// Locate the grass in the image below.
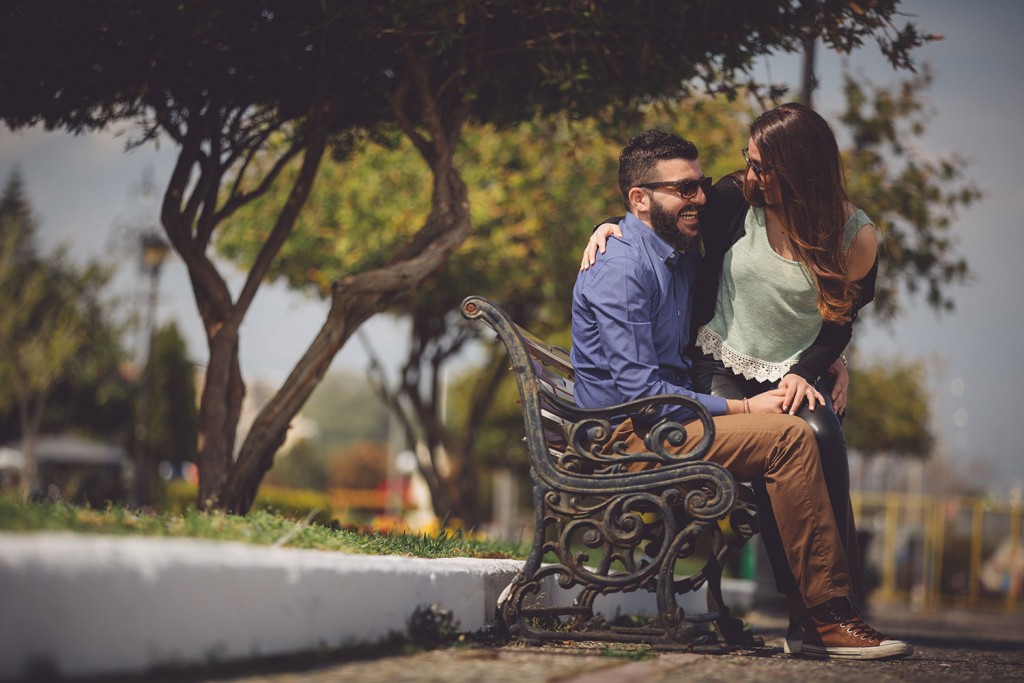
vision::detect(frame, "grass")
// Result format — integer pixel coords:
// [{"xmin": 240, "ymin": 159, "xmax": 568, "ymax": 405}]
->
[{"xmin": 0, "ymin": 495, "xmax": 528, "ymax": 560}]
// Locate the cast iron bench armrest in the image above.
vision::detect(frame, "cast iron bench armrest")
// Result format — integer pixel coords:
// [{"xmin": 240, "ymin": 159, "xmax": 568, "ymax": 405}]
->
[{"xmin": 532, "ymin": 392, "xmax": 735, "ymax": 522}]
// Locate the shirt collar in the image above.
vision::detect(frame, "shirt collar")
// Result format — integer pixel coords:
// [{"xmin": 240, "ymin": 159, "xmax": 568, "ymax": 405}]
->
[{"xmin": 624, "ymin": 212, "xmax": 684, "ymax": 270}]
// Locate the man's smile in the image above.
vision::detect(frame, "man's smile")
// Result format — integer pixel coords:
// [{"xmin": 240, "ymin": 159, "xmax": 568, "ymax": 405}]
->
[{"xmin": 679, "ymin": 206, "xmax": 699, "ymax": 222}]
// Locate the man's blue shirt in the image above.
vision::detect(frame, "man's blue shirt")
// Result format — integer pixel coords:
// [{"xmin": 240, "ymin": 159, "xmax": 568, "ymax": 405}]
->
[{"xmin": 570, "ymin": 213, "xmax": 728, "ymax": 423}]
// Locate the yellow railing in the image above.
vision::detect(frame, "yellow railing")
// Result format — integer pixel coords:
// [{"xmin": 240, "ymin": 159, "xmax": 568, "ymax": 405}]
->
[{"xmin": 852, "ymin": 491, "xmax": 1023, "ymax": 611}]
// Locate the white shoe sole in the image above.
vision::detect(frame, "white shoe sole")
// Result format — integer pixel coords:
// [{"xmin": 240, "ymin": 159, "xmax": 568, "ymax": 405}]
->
[
  {"xmin": 799, "ymin": 641, "xmax": 913, "ymax": 660},
  {"xmin": 783, "ymin": 639, "xmax": 802, "ymax": 655}
]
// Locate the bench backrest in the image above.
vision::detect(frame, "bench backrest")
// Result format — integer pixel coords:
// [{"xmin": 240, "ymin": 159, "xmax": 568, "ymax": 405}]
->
[
  {"xmin": 512, "ymin": 324, "xmax": 579, "ymax": 451},
  {"xmin": 461, "ymin": 295, "xmax": 734, "ymax": 514},
  {"xmin": 460, "ymin": 296, "xmax": 588, "ymax": 484}
]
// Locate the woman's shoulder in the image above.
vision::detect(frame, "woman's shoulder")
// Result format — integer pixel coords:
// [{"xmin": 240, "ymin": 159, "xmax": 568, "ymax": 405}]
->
[
  {"xmin": 842, "ymin": 203, "xmax": 878, "ymax": 241},
  {"xmin": 843, "ymin": 204, "xmax": 879, "ymax": 279},
  {"xmin": 842, "ymin": 201, "xmax": 874, "ymax": 227}
]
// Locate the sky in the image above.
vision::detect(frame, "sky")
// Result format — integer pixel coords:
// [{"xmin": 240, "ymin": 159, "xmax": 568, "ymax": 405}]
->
[{"xmin": 1, "ymin": 0, "xmax": 1021, "ymax": 497}]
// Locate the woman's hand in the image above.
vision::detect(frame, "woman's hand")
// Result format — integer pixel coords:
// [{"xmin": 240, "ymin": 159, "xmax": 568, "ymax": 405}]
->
[
  {"xmin": 580, "ymin": 223, "xmax": 622, "ymax": 270},
  {"xmin": 828, "ymin": 358, "xmax": 849, "ymax": 416},
  {"xmin": 778, "ymin": 373, "xmax": 825, "ymax": 414}
]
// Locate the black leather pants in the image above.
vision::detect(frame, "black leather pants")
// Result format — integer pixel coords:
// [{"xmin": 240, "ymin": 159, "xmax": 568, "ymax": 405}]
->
[{"xmin": 690, "ymin": 350, "xmax": 865, "ymax": 595}]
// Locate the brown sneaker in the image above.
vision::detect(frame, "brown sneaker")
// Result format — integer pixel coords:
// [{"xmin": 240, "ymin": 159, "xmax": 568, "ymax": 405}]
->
[{"xmin": 800, "ymin": 598, "xmax": 913, "ymax": 660}]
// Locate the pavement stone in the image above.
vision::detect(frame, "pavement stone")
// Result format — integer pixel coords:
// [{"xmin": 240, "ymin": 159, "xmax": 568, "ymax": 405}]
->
[{"xmin": 116, "ymin": 603, "xmax": 1024, "ymax": 683}]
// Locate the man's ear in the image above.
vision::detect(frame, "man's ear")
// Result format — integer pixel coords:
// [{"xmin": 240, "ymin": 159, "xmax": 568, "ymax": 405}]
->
[{"xmin": 628, "ymin": 187, "xmax": 649, "ymax": 214}]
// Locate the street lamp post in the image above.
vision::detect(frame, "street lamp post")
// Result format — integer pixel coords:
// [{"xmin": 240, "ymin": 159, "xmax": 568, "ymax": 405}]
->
[{"xmin": 132, "ymin": 232, "xmax": 170, "ymax": 508}]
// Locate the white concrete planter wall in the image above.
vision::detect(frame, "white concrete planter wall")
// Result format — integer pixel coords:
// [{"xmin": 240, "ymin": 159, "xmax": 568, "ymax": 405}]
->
[
  {"xmin": 0, "ymin": 533, "xmax": 754, "ymax": 681},
  {"xmin": 0, "ymin": 534, "xmax": 521, "ymax": 680}
]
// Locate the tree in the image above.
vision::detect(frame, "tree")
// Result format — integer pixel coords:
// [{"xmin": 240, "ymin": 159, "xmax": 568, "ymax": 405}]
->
[
  {"xmin": 221, "ymin": 97, "xmax": 755, "ymax": 525},
  {"xmin": 264, "ymin": 439, "xmax": 327, "ymax": 492},
  {"xmin": 0, "ymin": 172, "xmax": 117, "ymax": 499},
  {"xmin": 845, "ymin": 356, "xmax": 934, "ymax": 464},
  {"xmin": 0, "ymin": 272, "xmax": 135, "ymax": 448},
  {"xmin": 223, "ymin": 68, "xmax": 978, "ymax": 523},
  {"xmin": 224, "ymin": 66, "xmax": 974, "ymax": 523},
  {"xmin": 839, "ymin": 67, "xmax": 981, "ymax": 320},
  {"xmin": 144, "ymin": 323, "xmax": 199, "ymax": 472},
  {"xmin": 0, "ymin": 0, "xmax": 933, "ymax": 513}
]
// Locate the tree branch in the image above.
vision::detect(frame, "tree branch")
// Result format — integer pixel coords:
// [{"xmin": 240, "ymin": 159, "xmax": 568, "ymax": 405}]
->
[
  {"xmin": 231, "ymin": 78, "xmax": 331, "ymax": 324},
  {"xmin": 214, "ymin": 136, "xmax": 303, "ymax": 225}
]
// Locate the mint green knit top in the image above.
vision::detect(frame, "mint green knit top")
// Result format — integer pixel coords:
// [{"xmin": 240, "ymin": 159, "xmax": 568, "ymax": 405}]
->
[{"xmin": 695, "ymin": 206, "xmax": 873, "ymax": 383}]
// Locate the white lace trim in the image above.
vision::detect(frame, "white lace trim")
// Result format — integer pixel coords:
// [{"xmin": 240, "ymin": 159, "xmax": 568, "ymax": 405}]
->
[{"xmin": 695, "ymin": 325, "xmax": 796, "ymax": 384}]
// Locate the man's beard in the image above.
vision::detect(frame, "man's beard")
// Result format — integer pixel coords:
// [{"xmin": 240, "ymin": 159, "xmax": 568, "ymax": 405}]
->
[{"xmin": 649, "ymin": 200, "xmax": 699, "ymax": 253}]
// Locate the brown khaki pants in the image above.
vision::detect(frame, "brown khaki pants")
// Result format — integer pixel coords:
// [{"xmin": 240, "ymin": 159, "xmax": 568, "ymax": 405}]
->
[{"xmin": 614, "ymin": 413, "xmax": 852, "ymax": 607}]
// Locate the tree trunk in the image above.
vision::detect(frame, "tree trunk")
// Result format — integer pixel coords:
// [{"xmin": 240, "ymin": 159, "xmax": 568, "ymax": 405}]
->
[
  {"xmin": 196, "ymin": 326, "xmax": 245, "ymax": 509},
  {"xmin": 163, "ymin": 81, "xmax": 331, "ymax": 512},
  {"xmin": 437, "ymin": 446, "xmax": 482, "ymax": 529},
  {"xmin": 17, "ymin": 392, "xmax": 45, "ymax": 501},
  {"xmin": 199, "ymin": 45, "xmax": 474, "ymax": 515},
  {"xmin": 799, "ymin": 0, "xmax": 818, "ymax": 108},
  {"xmin": 18, "ymin": 431, "xmax": 37, "ymax": 501},
  {"xmin": 800, "ymin": 33, "xmax": 817, "ymax": 108},
  {"xmin": 221, "ymin": 140, "xmax": 473, "ymax": 514}
]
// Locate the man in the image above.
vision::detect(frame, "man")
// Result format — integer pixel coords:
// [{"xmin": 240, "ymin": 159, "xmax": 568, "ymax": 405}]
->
[{"xmin": 570, "ymin": 129, "xmax": 911, "ymax": 660}]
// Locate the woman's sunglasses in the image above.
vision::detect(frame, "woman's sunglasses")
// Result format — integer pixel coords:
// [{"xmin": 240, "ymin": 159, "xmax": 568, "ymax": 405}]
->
[{"xmin": 742, "ymin": 148, "xmax": 768, "ymax": 179}]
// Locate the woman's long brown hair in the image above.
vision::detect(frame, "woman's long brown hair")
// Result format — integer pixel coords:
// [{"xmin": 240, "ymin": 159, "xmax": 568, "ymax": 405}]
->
[{"xmin": 743, "ymin": 103, "xmax": 858, "ymax": 324}]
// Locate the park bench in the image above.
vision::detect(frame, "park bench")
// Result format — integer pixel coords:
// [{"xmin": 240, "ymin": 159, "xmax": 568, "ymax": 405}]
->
[{"xmin": 461, "ymin": 295, "xmax": 761, "ymax": 651}]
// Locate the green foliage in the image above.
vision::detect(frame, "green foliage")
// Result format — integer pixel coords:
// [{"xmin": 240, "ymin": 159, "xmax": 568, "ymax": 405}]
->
[
  {"xmin": 0, "ymin": 174, "xmax": 94, "ymax": 411},
  {"xmin": 846, "ymin": 356, "xmax": 934, "ymax": 459},
  {"xmin": 839, "ymin": 68, "xmax": 981, "ymax": 320},
  {"xmin": 0, "ymin": 1, "xmax": 931, "ymax": 135},
  {"xmin": 0, "ymin": 0, "xmax": 934, "ymax": 513},
  {"xmin": 216, "ymin": 139, "xmax": 431, "ymax": 293},
  {"xmin": 35, "ymin": 320, "xmax": 133, "ymax": 441},
  {"xmin": 0, "ymin": 171, "xmax": 128, "ymax": 497},
  {"xmin": 263, "ymin": 440, "xmax": 328, "ymax": 492},
  {"xmin": 218, "ymin": 97, "xmax": 752, "ymax": 321},
  {"xmin": 217, "ymin": 98, "xmax": 754, "ymax": 485},
  {"xmin": 0, "ymin": 493, "xmax": 527, "ymax": 559},
  {"xmin": 144, "ymin": 323, "xmax": 198, "ymax": 466}
]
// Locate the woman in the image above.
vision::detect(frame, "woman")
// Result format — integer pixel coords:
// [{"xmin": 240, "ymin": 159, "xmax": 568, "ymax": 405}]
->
[{"xmin": 581, "ymin": 103, "xmax": 878, "ymax": 644}]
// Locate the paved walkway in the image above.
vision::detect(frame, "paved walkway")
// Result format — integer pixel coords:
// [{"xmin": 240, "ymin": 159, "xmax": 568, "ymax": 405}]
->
[{"xmin": 116, "ymin": 603, "xmax": 1024, "ymax": 683}]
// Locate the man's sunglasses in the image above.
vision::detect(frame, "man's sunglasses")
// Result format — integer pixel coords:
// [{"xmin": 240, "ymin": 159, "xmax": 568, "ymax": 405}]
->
[
  {"xmin": 742, "ymin": 148, "xmax": 768, "ymax": 179},
  {"xmin": 636, "ymin": 176, "xmax": 712, "ymax": 199}
]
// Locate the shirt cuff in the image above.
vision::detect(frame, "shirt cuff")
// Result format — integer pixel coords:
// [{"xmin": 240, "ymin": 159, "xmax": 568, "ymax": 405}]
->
[{"xmin": 703, "ymin": 394, "xmax": 729, "ymax": 417}]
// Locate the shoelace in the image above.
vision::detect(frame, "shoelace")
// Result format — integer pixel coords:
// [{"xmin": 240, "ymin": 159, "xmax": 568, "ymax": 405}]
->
[
  {"xmin": 836, "ymin": 613, "xmax": 884, "ymax": 640},
  {"xmin": 821, "ymin": 601, "xmax": 886, "ymax": 641}
]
